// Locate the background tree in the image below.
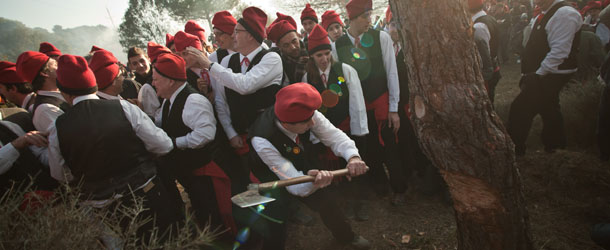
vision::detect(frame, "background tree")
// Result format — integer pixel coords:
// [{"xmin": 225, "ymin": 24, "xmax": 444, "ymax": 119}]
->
[
  {"xmin": 157, "ymin": 0, "xmax": 240, "ymax": 32},
  {"xmin": 389, "ymin": 0, "xmax": 533, "ymax": 249},
  {"xmin": 119, "ymin": 0, "xmax": 182, "ymax": 53}
]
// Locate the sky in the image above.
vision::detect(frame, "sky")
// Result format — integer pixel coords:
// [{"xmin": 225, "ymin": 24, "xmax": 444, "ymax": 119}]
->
[{"xmin": 0, "ymin": 0, "xmax": 286, "ymax": 31}]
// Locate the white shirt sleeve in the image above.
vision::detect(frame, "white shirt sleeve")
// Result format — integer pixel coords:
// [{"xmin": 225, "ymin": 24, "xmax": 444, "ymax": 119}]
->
[
  {"xmin": 251, "ymin": 136, "xmax": 318, "ymax": 197},
  {"xmin": 473, "ymin": 22, "xmax": 492, "ymax": 52},
  {"xmin": 119, "ymin": 100, "xmax": 173, "ymax": 155},
  {"xmin": 596, "ymin": 23, "xmax": 610, "ymax": 47},
  {"xmin": 343, "ymin": 64, "xmax": 369, "ymax": 136},
  {"xmin": 379, "ymin": 31, "xmax": 400, "ymax": 112},
  {"xmin": 0, "ymin": 143, "xmax": 20, "ymax": 174},
  {"xmin": 47, "ymin": 122, "xmax": 72, "ymax": 182},
  {"xmin": 175, "ymin": 94, "xmax": 217, "ymax": 149},
  {"xmin": 209, "ymin": 52, "xmax": 283, "ymax": 95},
  {"xmin": 137, "ymin": 84, "xmax": 161, "ymax": 118},
  {"xmin": 537, "ymin": 6, "xmax": 583, "ymax": 75},
  {"xmin": 213, "ymin": 80, "xmax": 238, "ymax": 139},
  {"xmin": 209, "ymin": 51, "xmax": 219, "ymax": 63},
  {"xmin": 33, "ymin": 104, "xmax": 65, "ymax": 133},
  {"xmin": 310, "ymin": 111, "xmax": 360, "ymax": 160}
]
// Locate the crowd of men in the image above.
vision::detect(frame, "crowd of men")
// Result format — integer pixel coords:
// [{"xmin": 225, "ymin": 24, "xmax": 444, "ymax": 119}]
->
[{"xmin": 1, "ymin": 0, "xmax": 610, "ymax": 248}]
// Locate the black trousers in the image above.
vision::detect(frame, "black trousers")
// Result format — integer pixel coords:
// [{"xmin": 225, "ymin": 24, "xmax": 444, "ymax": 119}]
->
[
  {"xmin": 507, "ymin": 73, "xmax": 572, "ymax": 154},
  {"xmin": 598, "ymin": 83, "xmax": 610, "ymax": 161},
  {"xmin": 262, "ymin": 188, "xmax": 355, "ymax": 249},
  {"xmin": 365, "ymin": 110, "xmax": 405, "ymax": 194}
]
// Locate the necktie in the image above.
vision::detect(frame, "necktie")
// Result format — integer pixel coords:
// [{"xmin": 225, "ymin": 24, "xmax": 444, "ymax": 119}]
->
[
  {"xmin": 354, "ymin": 36, "xmax": 362, "ymax": 48},
  {"xmin": 200, "ymin": 68, "xmax": 210, "ymax": 85},
  {"xmin": 241, "ymin": 57, "xmax": 250, "ymax": 67},
  {"xmin": 394, "ymin": 43, "xmax": 400, "ymax": 57},
  {"xmin": 321, "ymin": 73, "xmax": 327, "ymax": 86},
  {"xmin": 535, "ymin": 14, "xmax": 545, "ymax": 26}
]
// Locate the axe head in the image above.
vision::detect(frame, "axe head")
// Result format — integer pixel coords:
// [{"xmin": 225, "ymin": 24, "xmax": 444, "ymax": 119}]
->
[{"xmin": 231, "ymin": 183, "xmax": 276, "ymax": 208}]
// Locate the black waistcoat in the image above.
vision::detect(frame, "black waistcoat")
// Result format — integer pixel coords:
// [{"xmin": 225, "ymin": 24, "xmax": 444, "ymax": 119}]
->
[
  {"xmin": 474, "ymin": 14, "xmax": 500, "ymax": 65},
  {"xmin": 134, "ymin": 67, "xmax": 153, "ymax": 85},
  {"xmin": 248, "ymin": 108, "xmax": 320, "ymax": 183},
  {"xmin": 226, "ymin": 49, "xmax": 281, "ymax": 134},
  {"xmin": 186, "ymin": 68, "xmax": 202, "ymax": 93},
  {"xmin": 396, "ymin": 48, "xmax": 410, "ymax": 105},
  {"xmin": 161, "ymin": 84, "xmax": 215, "ymax": 173},
  {"xmin": 307, "ymin": 63, "xmax": 350, "ymax": 128},
  {"xmin": 216, "ymin": 48, "xmax": 230, "ymax": 64},
  {"xmin": 522, "ymin": 2, "xmax": 580, "ymax": 74},
  {"xmin": 32, "ymin": 94, "xmax": 69, "ymax": 115},
  {"xmin": 336, "ymin": 29, "xmax": 388, "ymax": 102},
  {"xmin": 56, "ymin": 99, "xmax": 156, "ymax": 199}
]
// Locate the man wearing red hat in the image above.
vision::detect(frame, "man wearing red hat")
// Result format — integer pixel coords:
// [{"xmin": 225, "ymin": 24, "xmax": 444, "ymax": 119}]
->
[
  {"xmin": 301, "ymin": 3, "xmax": 319, "ymax": 48},
  {"xmin": 248, "ymin": 82, "xmax": 370, "ymax": 249},
  {"xmin": 173, "ymin": 31, "xmax": 214, "ymax": 99},
  {"xmin": 16, "ymin": 51, "xmax": 68, "ymax": 133},
  {"xmin": 47, "ymin": 54, "xmax": 181, "ymax": 239},
  {"xmin": 321, "ymin": 10, "xmax": 345, "ymax": 42},
  {"xmin": 508, "ymin": 0, "xmax": 582, "ymax": 156},
  {"xmin": 152, "ymin": 52, "xmax": 258, "ymax": 243},
  {"xmin": 138, "ymin": 42, "xmax": 171, "ymax": 118},
  {"xmin": 470, "ymin": 0, "xmax": 502, "ymax": 103},
  {"xmin": 0, "ymin": 61, "xmax": 36, "ymax": 112},
  {"xmin": 268, "ymin": 18, "xmax": 309, "ymax": 86},
  {"xmin": 89, "ymin": 50, "xmax": 126, "ymax": 101},
  {"xmin": 185, "ymin": 20, "xmax": 209, "ymax": 50},
  {"xmin": 188, "ymin": 6, "xmax": 282, "ymax": 156},
  {"xmin": 333, "ymin": 0, "xmax": 402, "ymax": 197},
  {"xmin": 38, "ymin": 42, "xmax": 62, "ymax": 60},
  {"xmin": 210, "ymin": 11, "xmax": 238, "ymax": 64}
]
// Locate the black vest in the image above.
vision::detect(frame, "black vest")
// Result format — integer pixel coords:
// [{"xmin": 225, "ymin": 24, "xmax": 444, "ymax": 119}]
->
[
  {"xmin": 0, "ymin": 112, "xmax": 56, "ymax": 191},
  {"xmin": 216, "ymin": 49, "xmax": 230, "ymax": 64},
  {"xmin": 134, "ymin": 67, "xmax": 153, "ymax": 85},
  {"xmin": 226, "ymin": 49, "xmax": 281, "ymax": 134},
  {"xmin": 522, "ymin": 2, "xmax": 580, "ymax": 74},
  {"xmin": 161, "ymin": 85, "xmax": 215, "ymax": 173},
  {"xmin": 248, "ymin": 108, "xmax": 320, "ymax": 184},
  {"xmin": 307, "ymin": 63, "xmax": 350, "ymax": 128},
  {"xmin": 474, "ymin": 14, "xmax": 500, "ymax": 65},
  {"xmin": 336, "ymin": 29, "xmax": 388, "ymax": 102},
  {"xmin": 56, "ymin": 99, "xmax": 156, "ymax": 200},
  {"xmin": 32, "ymin": 94, "xmax": 69, "ymax": 116},
  {"xmin": 396, "ymin": 48, "xmax": 410, "ymax": 105},
  {"xmin": 186, "ymin": 68, "xmax": 201, "ymax": 93}
]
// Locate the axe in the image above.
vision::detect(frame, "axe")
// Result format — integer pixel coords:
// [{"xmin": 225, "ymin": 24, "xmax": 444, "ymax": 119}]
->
[{"xmin": 231, "ymin": 168, "xmax": 352, "ymax": 208}]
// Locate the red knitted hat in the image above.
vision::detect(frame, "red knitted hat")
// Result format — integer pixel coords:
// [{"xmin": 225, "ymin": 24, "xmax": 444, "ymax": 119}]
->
[
  {"xmin": 153, "ymin": 53, "xmax": 187, "ymax": 82},
  {"xmin": 273, "ymin": 12, "xmax": 298, "ymax": 29},
  {"xmin": 213, "ymin": 11, "xmax": 238, "ymax": 35},
  {"xmin": 88, "ymin": 49, "xmax": 119, "ymax": 90},
  {"xmin": 308, "ymin": 24, "xmax": 331, "ymax": 54},
  {"xmin": 0, "ymin": 61, "xmax": 27, "ymax": 84},
  {"xmin": 275, "ymin": 82, "xmax": 322, "ymax": 123},
  {"xmin": 56, "ymin": 54, "xmax": 97, "ymax": 95},
  {"xmin": 321, "ymin": 10, "xmax": 344, "ymax": 30},
  {"xmin": 90, "ymin": 45, "xmax": 103, "ymax": 53},
  {"xmin": 346, "ymin": 0, "xmax": 373, "ymax": 20},
  {"xmin": 39, "ymin": 42, "xmax": 62, "ymax": 57},
  {"xmin": 267, "ymin": 20, "xmax": 297, "ymax": 44},
  {"xmin": 185, "ymin": 20, "xmax": 207, "ymax": 43},
  {"xmin": 174, "ymin": 31, "xmax": 203, "ymax": 52},
  {"xmin": 468, "ymin": 0, "xmax": 484, "ymax": 10},
  {"xmin": 16, "ymin": 51, "xmax": 49, "ymax": 83},
  {"xmin": 166, "ymin": 33, "xmax": 175, "ymax": 48},
  {"xmin": 238, "ymin": 7, "xmax": 268, "ymax": 43},
  {"xmin": 147, "ymin": 41, "xmax": 172, "ymax": 63},
  {"xmin": 301, "ymin": 3, "xmax": 318, "ymax": 23}
]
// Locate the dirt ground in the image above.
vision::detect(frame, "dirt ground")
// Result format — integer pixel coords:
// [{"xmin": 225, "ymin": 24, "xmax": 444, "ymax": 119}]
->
[{"xmin": 285, "ymin": 60, "xmax": 610, "ymax": 249}]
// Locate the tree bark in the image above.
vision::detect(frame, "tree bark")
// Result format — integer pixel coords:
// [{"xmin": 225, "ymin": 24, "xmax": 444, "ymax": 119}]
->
[{"xmin": 389, "ymin": 1, "xmax": 533, "ymax": 249}]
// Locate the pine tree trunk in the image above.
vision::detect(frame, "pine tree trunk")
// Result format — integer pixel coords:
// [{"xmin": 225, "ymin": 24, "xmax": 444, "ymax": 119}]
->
[{"xmin": 389, "ymin": 1, "xmax": 533, "ymax": 249}]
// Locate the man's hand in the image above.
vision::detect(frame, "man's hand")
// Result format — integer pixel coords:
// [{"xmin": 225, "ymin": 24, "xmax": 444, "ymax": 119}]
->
[
  {"xmin": 126, "ymin": 98, "xmax": 139, "ymax": 106},
  {"xmin": 307, "ymin": 169, "xmax": 333, "ymax": 189},
  {"xmin": 185, "ymin": 46, "xmax": 211, "ymax": 69},
  {"xmin": 229, "ymin": 135, "xmax": 244, "ymax": 149},
  {"xmin": 12, "ymin": 131, "xmax": 48, "ymax": 149},
  {"xmin": 388, "ymin": 111, "xmax": 400, "ymax": 134},
  {"xmin": 197, "ymin": 77, "xmax": 210, "ymax": 94},
  {"xmin": 346, "ymin": 156, "xmax": 368, "ymax": 180}
]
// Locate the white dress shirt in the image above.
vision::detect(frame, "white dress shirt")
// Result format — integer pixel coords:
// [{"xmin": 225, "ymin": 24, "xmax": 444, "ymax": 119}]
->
[
  {"xmin": 138, "ymin": 83, "xmax": 161, "ymax": 118},
  {"xmin": 49, "ymin": 94, "xmax": 173, "ymax": 182},
  {"xmin": 301, "ymin": 63, "xmax": 369, "ymax": 136},
  {"xmin": 472, "ymin": 10, "xmax": 492, "ymax": 53},
  {"xmin": 331, "ymin": 30, "xmax": 400, "ymax": 112},
  {"xmin": 209, "ymin": 49, "xmax": 236, "ymax": 63},
  {"xmin": 0, "ymin": 120, "xmax": 49, "ymax": 174},
  {"xmin": 251, "ymin": 111, "xmax": 360, "ymax": 197},
  {"xmin": 596, "ymin": 23, "xmax": 610, "ymax": 47},
  {"xmin": 96, "ymin": 91, "xmax": 123, "ymax": 100},
  {"xmin": 527, "ymin": 0, "xmax": 583, "ymax": 75},
  {"xmin": 33, "ymin": 90, "xmax": 66, "ymax": 133},
  {"xmin": 155, "ymin": 83, "xmax": 217, "ymax": 149},
  {"xmin": 211, "ymin": 45, "xmax": 283, "ymax": 140},
  {"xmin": 21, "ymin": 92, "xmax": 35, "ymax": 112}
]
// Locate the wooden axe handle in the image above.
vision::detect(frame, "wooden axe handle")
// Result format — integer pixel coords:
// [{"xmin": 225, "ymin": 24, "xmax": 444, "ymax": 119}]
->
[{"xmin": 257, "ymin": 168, "xmax": 350, "ymax": 192}]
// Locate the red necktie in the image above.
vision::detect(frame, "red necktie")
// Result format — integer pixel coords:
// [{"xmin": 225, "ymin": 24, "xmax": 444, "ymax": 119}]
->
[
  {"xmin": 535, "ymin": 14, "xmax": 545, "ymax": 26},
  {"xmin": 321, "ymin": 73, "xmax": 327, "ymax": 85},
  {"xmin": 241, "ymin": 57, "xmax": 250, "ymax": 67},
  {"xmin": 200, "ymin": 68, "xmax": 210, "ymax": 84},
  {"xmin": 394, "ymin": 43, "xmax": 399, "ymax": 57},
  {"xmin": 354, "ymin": 36, "xmax": 361, "ymax": 48},
  {"xmin": 295, "ymin": 136, "xmax": 300, "ymax": 145}
]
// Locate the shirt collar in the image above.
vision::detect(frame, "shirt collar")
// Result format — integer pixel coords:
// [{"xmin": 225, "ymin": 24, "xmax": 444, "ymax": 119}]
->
[
  {"xmin": 472, "ymin": 10, "xmax": 487, "ymax": 22},
  {"xmin": 97, "ymin": 91, "xmax": 122, "ymax": 100},
  {"xmin": 318, "ymin": 66, "xmax": 331, "ymax": 78},
  {"xmin": 37, "ymin": 90, "xmax": 65, "ymax": 101},
  {"xmin": 21, "ymin": 92, "xmax": 35, "ymax": 108},
  {"xmin": 169, "ymin": 83, "xmax": 187, "ymax": 105},
  {"xmin": 73, "ymin": 94, "xmax": 99, "ymax": 105},
  {"xmin": 346, "ymin": 31, "xmax": 363, "ymax": 45},
  {"xmin": 241, "ymin": 45, "xmax": 264, "ymax": 63},
  {"xmin": 275, "ymin": 119, "xmax": 298, "ymax": 143}
]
